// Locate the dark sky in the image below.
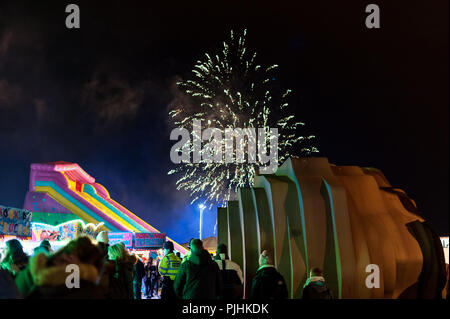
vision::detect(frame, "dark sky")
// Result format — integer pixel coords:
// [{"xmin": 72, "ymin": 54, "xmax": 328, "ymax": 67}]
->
[{"xmin": 0, "ymin": 0, "xmax": 448, "ymax": 243}]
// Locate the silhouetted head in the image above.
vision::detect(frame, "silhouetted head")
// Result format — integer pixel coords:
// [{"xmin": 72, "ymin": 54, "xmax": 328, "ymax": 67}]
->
[
  {"xmin": 163, "ymin": 241, "xmax": 174, "ymax": 255},
  {"xmin": 51, "ymin": 236, "xmax": 103, "ymax": 271},
  {"xmin": 190, "ymin": 239, "xmax": 203, "ymax": 253},
  {"xmin": 215, "ymin": 243, "xmax": 229, "ymax": 260},
  {"xmin": 3, "ymin": 239, "xmax": 28, "ymax": 266}
]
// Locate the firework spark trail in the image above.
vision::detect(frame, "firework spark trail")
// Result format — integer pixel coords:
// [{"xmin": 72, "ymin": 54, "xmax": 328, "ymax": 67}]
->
[{"xmin": 168, "ymin": 29, "xmax": 318, "ymax": 207}]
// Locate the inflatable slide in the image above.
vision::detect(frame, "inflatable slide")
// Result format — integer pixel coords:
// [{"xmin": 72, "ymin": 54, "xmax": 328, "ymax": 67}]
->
[{"xmin": 23, "ymin": 162, "xmax": 187, "ymax": 253}]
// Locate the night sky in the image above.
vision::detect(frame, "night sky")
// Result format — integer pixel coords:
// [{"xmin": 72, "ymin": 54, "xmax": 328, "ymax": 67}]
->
[{"xmin": 0, "ymin": 0, "xmax": 448, "ymax": 244}]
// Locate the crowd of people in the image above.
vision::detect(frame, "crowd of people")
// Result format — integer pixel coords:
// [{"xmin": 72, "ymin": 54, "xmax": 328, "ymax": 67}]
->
[{"xmin": 0, "ymin": 233, "xmax": 333, "ymax": 299}]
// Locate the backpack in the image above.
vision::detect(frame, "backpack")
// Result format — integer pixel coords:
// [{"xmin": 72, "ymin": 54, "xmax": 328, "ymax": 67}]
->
[
  {"xmin": 304, "ymin": 283, "xmax": 333, "ymax": 300},
  {"xmin": 220, "ymin": 260, "xmax": 243, "ymax": 299}
]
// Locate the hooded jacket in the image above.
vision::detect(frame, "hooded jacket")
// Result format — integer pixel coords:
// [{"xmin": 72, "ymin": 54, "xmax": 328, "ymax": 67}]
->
[
  {"xmin": 107, "ymin": 254, "xmax": 137, "ymax": 299},
  {"xmin": 174, "ymin": 249, "xmax": 223, "ymax": 299},
  {"xmin": 301, "ymin": 276, "xmax": 333, "ymax": 300},
  {"xmin": 15, "ymin": 252, "xmax": 104, "ymax": 299},
  {"xmin": 250, "ymin": 265, "xmax": 288, "ymax": 299}
]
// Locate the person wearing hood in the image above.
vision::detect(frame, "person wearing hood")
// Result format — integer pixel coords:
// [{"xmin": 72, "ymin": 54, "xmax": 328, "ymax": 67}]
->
[
  {"xmin": 14, "ymin": 236, "xmax": 105, "ymax": 299},
  {"xmin": 250, "ymin": 249, "xmax": 288, "ymax": 299},
  {"xmin": 107, "ymin": 242, "xmax": 137, "ymax": 299},
  {"xmin": 301, "ymin": 267, "xmax": 333, "ymax": 300},
  {"xmin": 214, "ymin": 243, "xmax": 243, "ymax": 299},
  {"xmin": 174, "ymin": 239, "xmax": 223, "ymax": 299}
]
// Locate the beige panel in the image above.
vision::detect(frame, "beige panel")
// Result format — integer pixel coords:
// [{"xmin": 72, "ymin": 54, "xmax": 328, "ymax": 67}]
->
[
  {"xmin": 270, "ymin": 175, "xmax": 308, "ymax": 298},
  {"xmin": 228, "ymin": 200, "xmax": 244, "ymax": 270},
  {"xmin": 321, "ymin": 177, "xmax": 357, "ymax": 298},
  {"xmin": 272, "ymin": 162, "xmax": 310, "ymax": 298},
  {"xmin": 217, "ymin": 207, "xmax": 229, "ymax": 248},
  {"xmin": 238, "ymin": 188, "xmax": 260, "ymax": 299},
  {"xmin": 253, "ymin": 188, "xmax": 274, "ymax": 254},
  {"xmin": 255, "ymin": 175, "xmax": 292, "ymax": 297},
  {"xmin": 363, "ymin": 168, "xmax": 423, "ymax": 298},
  {"xmin": 289, "ymin": 158, "xmax": 330, "ymax": 287},
  {"xmin": 333, "ymin": 166, "xmax": 398, "ymax": 298}
]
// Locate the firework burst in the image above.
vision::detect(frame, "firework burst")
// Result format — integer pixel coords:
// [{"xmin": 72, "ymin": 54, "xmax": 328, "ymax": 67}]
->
[{"xmin": 168, "ymin": 29, "xmax": 318, "ymax": 207}]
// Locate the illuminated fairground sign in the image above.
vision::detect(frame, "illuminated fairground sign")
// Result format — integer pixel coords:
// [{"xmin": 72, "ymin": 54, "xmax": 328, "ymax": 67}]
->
[
  {"xmin": 108, "ymin": 232, "xmax": 166, "ymax": 250},
  {"xmin": 0, "ymin": 205, "xmax": 32, "ymax": 238},
  {"xmin": 134, "ymin": 233, "xmax": 166, "ymax": 249},
  {"xmin": 32, "ymin": 220, "xmax": 105, "ymax": 241},
  {"xmin": 108, "ymin": 232, "xmax": 133, "ymax": 248}
]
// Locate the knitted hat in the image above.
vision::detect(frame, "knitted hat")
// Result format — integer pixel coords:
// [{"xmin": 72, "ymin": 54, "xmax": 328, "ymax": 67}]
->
[
  {"xmin": 96, "ymin": 231, "xmax": 109, "ymax": 244},
  {"xmin": 217, "ymin": 243, "xmax": 227, "ymax": 254}
]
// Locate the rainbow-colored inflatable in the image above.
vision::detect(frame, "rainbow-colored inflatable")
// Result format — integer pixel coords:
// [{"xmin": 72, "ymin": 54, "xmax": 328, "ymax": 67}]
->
[{"xmin": 23, "ymin": 161, "xmax": 186, "ymax": 253}]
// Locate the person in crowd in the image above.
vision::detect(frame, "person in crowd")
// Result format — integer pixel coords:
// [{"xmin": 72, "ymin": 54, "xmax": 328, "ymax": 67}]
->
[
  {"xmin": 144, "ymin": 257, "xmax": 153, "ymax": 298},
  {"xmin": 301, "ymin": 267, "xmax": 333, "ymax": 300},
  {"xmin": 1, "ymin": 239, "xmax": 29, "ymax": 278},
  {"xmin": 144, "ymin": 257, "xmax": 159, "ymax": 298},
  {"xmin": 0, "ymin": 267, "xmax": 22, "ymax": 298},
  {"xmin": 107, "ymin": 242, "xmax": 137, "ymax": 299},
  {"xmin": 214, "ymin": 243, "xmax": 243, "ymax": 299},
  {"xmin": 153, "ymin": 259, "xmax": 161, "ymax": 297},
  {"xmin": 133, "ymin": 255, "xmax": 145, "ymax": 299},
  {"xmin": 96, "ymin": 231, "xmax": 109, "ymax": 260},
  {"xmin": 15, "ymin": 236, "xmax": 105, "ymax": 299},
  {"xmin": 158, "ymin": 241, "xmax": 181, "ymax": 299},
  {"xmin": 33, "ymin": 240, "xmax": 52, "ymax": 256},
  {"xmin": 174, "ymin": 239, "xmax": 223, "ymax": 299},
  {"xmin": 181, "ymin": 238, "xmax": 194, "ymax": 264},
  {"xmin": 95, "ymin": 231, "xmax": 115, "ymax": 295},
  {"xmin": 250, "ymin": 249, "xmax": 288, "ymax": 299},
  {"xmin": 176, "ymin": 251, "xmax": 182, "ymax": 260}
]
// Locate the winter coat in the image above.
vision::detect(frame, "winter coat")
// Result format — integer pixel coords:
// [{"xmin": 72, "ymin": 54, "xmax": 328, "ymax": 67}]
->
[
  {"xmin": 107, "ymin": 255, "xmax": 137, "ymax": 299},
  {"xmin": 301, "ymin": 276, "xmax": 333, "ymax": 300},
  {"xmin": 0, "ymin": 269, "xmax": 22, "ymax": 299},
  {"xmin": 144, "ymin": 264, "xmax": 158, "ymax": 281},
  {"xmin": 14, "ymin": 252, "xmax": 104, "ymax": 299},
  {"xmin": 174, "ymin": 249, "xmax": 223, "ymax": 299},
  {"xmin": 97, "ymin": 257, "xmax": 115, "ymax": 293},
  {"xmin": 134, "ymin": 259, "xmax": 145, "ymax": 282},
  {"xmin": 214, "ymin": 254, "xmax": 243, "ymax": 299},
  {"xmin": 250, "ymin": 265, "xmax": 288, "ymax": 299}
]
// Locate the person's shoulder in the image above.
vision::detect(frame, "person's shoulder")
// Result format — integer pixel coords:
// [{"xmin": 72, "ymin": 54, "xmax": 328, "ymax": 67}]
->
[
  {"xmin": 252, "ymin": 268, "xmax": 264, "ymax": 280},
  {"xmin": 227, "ymin": 259, "xmax": 242, "ymax": 270},
  {"xmin": 303, "ymin": 283, "xmax": 313, "ymax": 291}
]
